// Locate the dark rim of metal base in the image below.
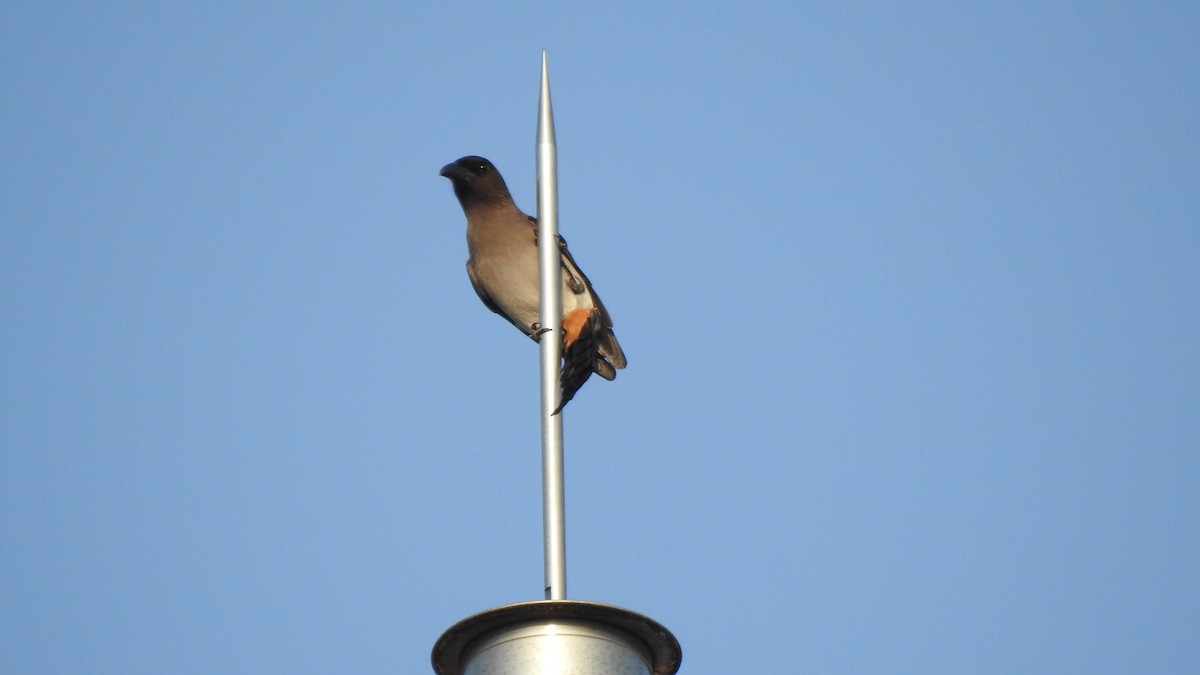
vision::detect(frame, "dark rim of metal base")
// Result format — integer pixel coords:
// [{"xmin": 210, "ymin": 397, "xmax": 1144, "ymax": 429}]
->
[{"xmin": 431, "ymin": 599, "xmax": 681, "ymax": 675}]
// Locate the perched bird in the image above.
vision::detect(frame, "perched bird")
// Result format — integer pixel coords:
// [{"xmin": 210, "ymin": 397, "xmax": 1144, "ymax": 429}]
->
[{"xmin": 439, "ymin": 155, "xmax": 626, "ymax": 413}]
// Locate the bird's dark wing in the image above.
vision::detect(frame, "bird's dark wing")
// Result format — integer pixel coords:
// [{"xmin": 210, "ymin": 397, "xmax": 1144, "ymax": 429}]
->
[
  {"xmin": 527, "ymin": 216, "xmax": 615, "ymax": 330},
  {"xmin": 557, "ymin": 234, "xmax": 616, "ymax": 331},
  {"xmin": 526, "ymin": 215, "xmax": 626, "ymax": 375},
  {"xmin": 556, "ymin": 232, "xmax": 626, "ymax": 373}
]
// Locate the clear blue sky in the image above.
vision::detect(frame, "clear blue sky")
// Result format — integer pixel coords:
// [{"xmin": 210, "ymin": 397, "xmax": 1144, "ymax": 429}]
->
[{"xmin": 3, "ymin": 3, "xmax": 1197, "ymax": 673}]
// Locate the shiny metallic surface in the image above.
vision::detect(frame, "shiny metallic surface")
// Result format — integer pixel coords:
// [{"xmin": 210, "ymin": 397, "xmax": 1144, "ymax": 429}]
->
[
  {"xmin": 432, "ymin": 600, "xmax": 681, "ymax": 675},
  {"xmin": 536, "ymin": 49, "xmax": 567, "ymax": 601},
  {"xmin": 463, "ymin": 620, "xmax": 649, "ymax": 675}
]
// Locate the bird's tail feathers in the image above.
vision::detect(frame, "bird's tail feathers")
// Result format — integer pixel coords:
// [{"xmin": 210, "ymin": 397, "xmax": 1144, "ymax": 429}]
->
[
  {"xmin": 595, "ymin": 330, "xmax": 625, "ymax": 377},
  {"xmin": 554, "ymin": 309, "xmax": 623, "ymax": 414}
]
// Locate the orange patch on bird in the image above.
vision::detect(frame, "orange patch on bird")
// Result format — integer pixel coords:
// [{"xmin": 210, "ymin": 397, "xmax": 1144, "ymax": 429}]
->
[{"xmin": 561, "ymin": 308, "xmax": 593, "ymax": 349}]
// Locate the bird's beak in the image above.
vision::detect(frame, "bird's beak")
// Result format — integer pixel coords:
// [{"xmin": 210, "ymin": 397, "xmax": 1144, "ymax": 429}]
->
[{"xmin": 439, "ymin": 162, "xmax": 460, "ymax": 179}]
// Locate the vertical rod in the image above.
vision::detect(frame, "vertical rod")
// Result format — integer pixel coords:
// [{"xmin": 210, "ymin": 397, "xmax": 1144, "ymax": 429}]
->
[{"xmin": 536, "ymin": 50, "xmax": 566, "ymax": 601}]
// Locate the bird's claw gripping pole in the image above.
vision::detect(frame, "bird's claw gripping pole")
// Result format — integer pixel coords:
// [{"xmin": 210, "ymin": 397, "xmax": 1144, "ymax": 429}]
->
[{"xmin": 536, "ymin": 50, "xmax": 566, "ymax": 601}]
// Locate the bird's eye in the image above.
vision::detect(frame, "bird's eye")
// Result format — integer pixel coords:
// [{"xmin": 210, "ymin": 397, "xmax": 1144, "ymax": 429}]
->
[{"xmin": 475, "ymin": 163, "xmax": 488, "ymax": 174}]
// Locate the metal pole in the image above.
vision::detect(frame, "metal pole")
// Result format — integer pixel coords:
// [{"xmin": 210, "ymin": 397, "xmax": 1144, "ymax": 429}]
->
[
  {"xmin": 430, "ymin": 52, "xmax": 683, "ymax": 675},
  {"xmin": 536, "ymin": 50, "xmax": 566, "ymax": 601}
]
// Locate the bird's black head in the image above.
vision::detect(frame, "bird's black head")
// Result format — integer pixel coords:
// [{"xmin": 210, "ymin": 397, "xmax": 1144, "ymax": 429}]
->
[{"xmin": 439, "ymin": 155, "xmax": 513, "ymax": 207}]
